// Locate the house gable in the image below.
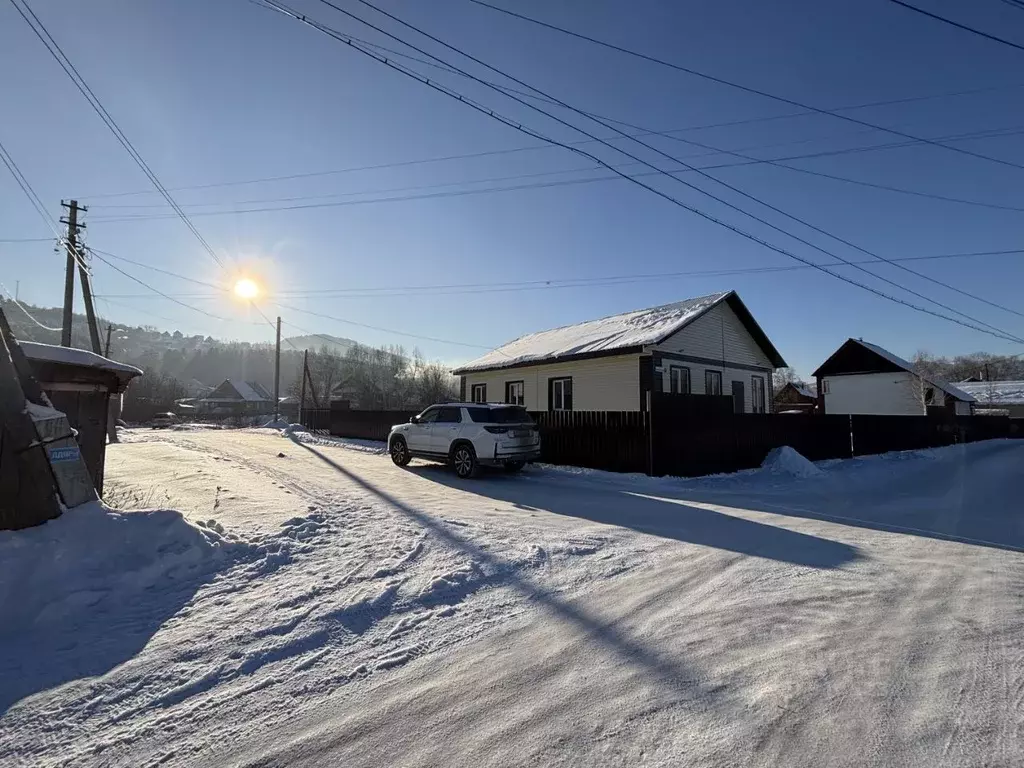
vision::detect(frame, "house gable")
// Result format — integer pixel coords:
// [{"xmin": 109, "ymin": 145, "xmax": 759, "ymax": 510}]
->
[
  {"xmin": 207, "ymin": 380, "xmax": 243, "ymax": 400},
  {"xmin": 653, "ymin": 299, "xmax": 774, "ymax": 368},
  {"xmin": 813, "ymin": 339, "xmax": 904, "ymax": 378}
]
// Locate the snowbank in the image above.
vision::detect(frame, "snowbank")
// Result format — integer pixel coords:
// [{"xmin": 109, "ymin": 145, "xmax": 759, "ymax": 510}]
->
[
  {"xmin": 0, "ymin": 503, "xmax": 242, "ymax": 636},
  {"xmin": 760, "ymin": 446, "xmax": 821, "ymax": 478}
]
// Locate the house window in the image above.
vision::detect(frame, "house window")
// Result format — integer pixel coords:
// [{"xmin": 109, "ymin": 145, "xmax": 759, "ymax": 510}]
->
[
  {"xmin": 705, "ymin": 370, "xmax": 723, "ymax": 396},
  {"xmin": 668, "ymin": 365, "xmax": 690, "ymax": 394},
  {"xmin": 821, "ymin": 379, "xmax": 830, "ymax": 394},
  {"xmin": 550, "ymin": 377, "xmax": 573, "ymax": 411},
  {"xmin": 470, "ymin": 383, "xmax": 487, "ymax": 403},
  {"xmin": 751, "ymin": 375, "xmax": 766, "ymax": 413},
  {"xmin": 505, "ymin": 380, "xmax": 525, "ymax": 406}
]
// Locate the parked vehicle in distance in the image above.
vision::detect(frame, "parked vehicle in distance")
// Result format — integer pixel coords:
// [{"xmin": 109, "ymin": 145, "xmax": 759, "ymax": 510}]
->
[
  {"xmin": 388, "ymin": 403, "xmax": 541, "ymax": 478},
  {"xmin": 150, "ymin": 412, "xmax": 178, "ymax": 429}
]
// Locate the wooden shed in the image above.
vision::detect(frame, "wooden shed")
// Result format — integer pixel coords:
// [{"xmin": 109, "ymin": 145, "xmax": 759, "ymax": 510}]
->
[{"xmin": 20, "ymin": 342, "xmax": 142, "ymax": 494}]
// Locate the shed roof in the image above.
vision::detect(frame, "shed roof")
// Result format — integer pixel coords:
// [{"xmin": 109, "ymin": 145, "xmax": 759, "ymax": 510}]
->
[
  {"xmin": 813, "ymin": 338, "xmax": 975, "ymax": 402},
  {"xmin": 956, "ymin": 380, "xmax": 1024, "ymax": 405},
  {"xmin": 20, "ymin": 341, "xmax": 142, "ymax": 379},
  {"xmin": 453, "ymin": 291, "xmax": 785, "ymax": 374}
]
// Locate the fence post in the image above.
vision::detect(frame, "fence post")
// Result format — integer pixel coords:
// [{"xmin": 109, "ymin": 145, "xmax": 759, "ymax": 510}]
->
[{"xmin": 646, "ymin": 391, "xmax": 654, "ymax": 476}]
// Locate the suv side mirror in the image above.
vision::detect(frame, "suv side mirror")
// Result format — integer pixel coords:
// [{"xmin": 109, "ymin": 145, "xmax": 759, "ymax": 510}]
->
[{"xmin": 410, "ymin": 415, "xmax": 419, "ymax": 424}]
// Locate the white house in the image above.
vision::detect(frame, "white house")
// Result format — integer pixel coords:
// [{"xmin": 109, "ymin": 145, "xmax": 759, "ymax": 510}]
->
[
  {"xmin": 813, "ymin": 338, "xmax": 975, "ymax": 416},
  {"xmin": 452, "ymin": 291, "xmax": 786, "ymax": 413}
]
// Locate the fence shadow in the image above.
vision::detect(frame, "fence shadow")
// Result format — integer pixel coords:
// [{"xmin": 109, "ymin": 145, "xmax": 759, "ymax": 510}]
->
[
  {"xmin": 290, "ymin": 439, "xmax": 717, "ymax": 698},
  {"xmin": 404, "ymin": 464, "xmax": 861, "ymax": 569}
]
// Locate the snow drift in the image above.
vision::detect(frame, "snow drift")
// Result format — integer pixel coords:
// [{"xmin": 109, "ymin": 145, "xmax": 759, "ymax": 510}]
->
[
  {"xmin": 0, "ymin": 502, "xmax": 242, "ymax": 636},
  {"xmin": 760, "ymin": 446, "xmax": 821, "ymax": 478}
]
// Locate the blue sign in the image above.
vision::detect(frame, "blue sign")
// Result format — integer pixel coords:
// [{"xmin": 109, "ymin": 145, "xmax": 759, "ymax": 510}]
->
[{"xmin": 49, "ymin": 446, "xmax": 80, "ymax": 463}]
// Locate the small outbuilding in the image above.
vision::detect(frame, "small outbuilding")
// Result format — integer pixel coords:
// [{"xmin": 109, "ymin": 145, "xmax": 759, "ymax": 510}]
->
[
  {"xmin": 813, "ymin": 338, "xmax": 975, "ymax": 417},
  {"xmin": 21, "ymin": 341, "xmax": 142, "ymax": 494}
]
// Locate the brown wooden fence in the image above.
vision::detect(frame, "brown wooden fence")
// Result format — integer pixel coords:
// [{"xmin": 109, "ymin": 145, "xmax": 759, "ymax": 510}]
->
[{"xmin": 300, "ymin": 396, "xmax": 1023, "ymax": 477}]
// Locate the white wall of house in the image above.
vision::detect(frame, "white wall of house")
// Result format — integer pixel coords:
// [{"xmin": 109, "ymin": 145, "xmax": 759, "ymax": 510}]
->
[
  {"xmin": 657, "ymin": 360, "xmax": 771, "ymax": 413},
  {"xmin": 653, "ymin": 301, "xmax": 774, "ymax": 413},
  {"xmin": 460, "ymin": 353, "xmax": 641, "ymax": 411},
  {"xmin": 822, "ymin": 372, "xmax": 927, "ymax": 415}
]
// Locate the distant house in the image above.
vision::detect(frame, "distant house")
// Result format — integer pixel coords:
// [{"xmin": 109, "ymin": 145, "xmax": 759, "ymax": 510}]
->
[
  {"xmin": 197, "ymin": 379, "xmax": 274, "ymax": 416},
  {"xmin": 453, "ymin": 291, "xmax": 786, "ymax": 413},
  {"xmin": 813, "ymin": 339, "xmax": 975, "ymax": 416},
  {"xmin": 774, "ymin": 381, "xmax": 818, "ymax": 414},
  {"xmin": 955, "ymin": 380, "xmax": 1024, "ymax": 417}
]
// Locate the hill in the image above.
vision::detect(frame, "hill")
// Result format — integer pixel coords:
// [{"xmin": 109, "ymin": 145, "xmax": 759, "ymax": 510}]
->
[{"xmin": 281, "ymin": 334, "xmax": 358, "ymax": 356}]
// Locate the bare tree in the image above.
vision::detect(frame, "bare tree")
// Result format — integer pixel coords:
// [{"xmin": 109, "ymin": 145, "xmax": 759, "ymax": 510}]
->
[{"xmin": 772, "ymin": 366, "xmax": 800, "ymax": 394}]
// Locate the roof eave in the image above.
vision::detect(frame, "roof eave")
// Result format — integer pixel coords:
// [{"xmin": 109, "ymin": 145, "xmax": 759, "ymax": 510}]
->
[{"xmin": 452, "ymin": 344, "xmax": 645, "ymax": 376}]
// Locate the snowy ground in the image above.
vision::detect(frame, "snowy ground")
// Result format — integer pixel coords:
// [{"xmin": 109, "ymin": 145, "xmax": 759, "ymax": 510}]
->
[{"xmin": 2, "ymin": 430, "xmax": 1023, "ymax": 767}]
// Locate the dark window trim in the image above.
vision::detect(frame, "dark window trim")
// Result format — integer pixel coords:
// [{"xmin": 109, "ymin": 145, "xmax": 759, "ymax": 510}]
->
[
  {"xmin": 548, "ymin": 376, "xmax": 573, "ymax": 411},
  {"xmin": 655, "ymin": 350, "xmax": 772, "ymax": 374},
  {"xmin": 668, "ymin": 364, "xmax": 691, "ymax": 394},
  {"xmin": 504, "ymin": 379, "xmax": 525, "ymax": 405},
  {"xmin": 705, "ymin": 369, "xmax": 723, "ymax": 396},
  {"xmin": 470, "ymin": 382, "xmax": 487, "ymax": 403}
]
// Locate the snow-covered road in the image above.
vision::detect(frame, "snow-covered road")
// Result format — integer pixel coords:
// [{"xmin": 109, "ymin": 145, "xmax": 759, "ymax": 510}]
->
[{"xmin": 2, "ymin": 430, "xmax": 1023, "ymax": 767}]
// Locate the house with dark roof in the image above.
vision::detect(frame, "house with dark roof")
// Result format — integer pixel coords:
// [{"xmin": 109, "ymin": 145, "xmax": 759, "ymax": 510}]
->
[
  {"xmin": 813, "ymin": 338, "xmax": 975, "ymax": 416},
  {"xmin": 774, "ymin": 381, "xmax": 818, "ymax": 414},
  {"xmin": 196, "ymin": 379, "xmax": 274, "ymax": 416},
  {"xmin": 452, "ymin": 291, "xmax": 786, "ymax": 413}
]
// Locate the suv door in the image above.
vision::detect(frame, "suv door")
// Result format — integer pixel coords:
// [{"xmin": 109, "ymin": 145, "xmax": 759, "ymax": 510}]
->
[
  {"xmin": 407, "ymin": 407, "xmax": 439, "ymax": 452},
  {"xmin": 430, "ymin": 406, "xmax": 464, "ymax": 454}
]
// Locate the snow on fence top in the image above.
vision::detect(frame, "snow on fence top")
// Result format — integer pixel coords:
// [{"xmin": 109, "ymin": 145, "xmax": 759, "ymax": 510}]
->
[
  {"xmin": 454, "ymin": 292, "xmax": 731, "ymax": 373},
  {"xmin": 854, "ymin": 340, "xmax": 975, "ymax": 403},
  {"xmin": 956, "ymin": 381, "xmax": 1024, "ymax": 405},
  {"xmin": 20, "ymin": 341, "xmax": 143, "ymax": 378}
]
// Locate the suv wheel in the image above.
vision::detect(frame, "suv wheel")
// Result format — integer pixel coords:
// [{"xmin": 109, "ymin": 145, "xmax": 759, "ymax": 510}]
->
[
  {"xmin": 451, "ymin": 443, "xmax": 478, "ymax": 479},
  {"xmin": 390, "ymin": 436, "xmax": 411, "ymax": 467}
]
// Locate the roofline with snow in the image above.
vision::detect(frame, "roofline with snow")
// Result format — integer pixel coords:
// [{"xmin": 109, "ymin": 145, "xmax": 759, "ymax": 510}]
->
[{"xmin": 452, "ymin": 291, "xmax": 786, "ymax": 375}]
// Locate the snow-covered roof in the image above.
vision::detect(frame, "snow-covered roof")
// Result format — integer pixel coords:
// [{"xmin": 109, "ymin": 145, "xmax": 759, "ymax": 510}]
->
[
  {"xmin": 233, "ymin": 381, "xmax": 272, "ymax": 402},
  {"xmin": 818, "ymin": 339, "xmax": 976, "ymax": 402},
  {"xmin": 454, "ymin": 291, "xmax": 783, "ymax": 374},
  {"xmin": 955, "ymin": 380, "xmax": 1024, "ymax": 405},
  {"xmin": 19, "ymin": 341, "xmax": 142, "ymax": 378},
  {"xmin": 794, "ymin": 383, "xmax": 817, "ymax": 399}
]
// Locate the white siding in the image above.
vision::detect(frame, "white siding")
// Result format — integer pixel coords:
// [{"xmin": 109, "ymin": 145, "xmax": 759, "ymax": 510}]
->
[
  {"xmin": 460, "ymin": 354, "xmax": 641, "ymax": 411},
  {"xmin": 656, "ymin": 302, "xmax": 772, "ymax": 367},
  {"xmin": 822, "ymin": 372, "xmax": 926, "ymax": 415},
  {"xmin": 652, "ymin": 301, "xmax": 773, "ymax": 412},
  {"xmin": 658, "ymin": 360, "xmax": 770, "ymax": 413}
]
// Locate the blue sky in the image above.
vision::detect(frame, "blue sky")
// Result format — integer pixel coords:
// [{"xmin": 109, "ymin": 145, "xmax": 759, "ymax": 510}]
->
[{"xmin": 2, "ymin": 0, "xmax": 1024, "ymax": 377}]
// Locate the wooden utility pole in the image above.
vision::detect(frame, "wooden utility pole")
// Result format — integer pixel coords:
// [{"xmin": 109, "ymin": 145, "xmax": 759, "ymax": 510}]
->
[
  {"xmin": 273, "ymin": 316, "xmax": 281, "ymax": 423},
  {"xmin": 104, "ymin": 324, "xmax": 113, "ymax": 357},
  {"xmin": 77, "ymin": 257, "xmax": 102, "ymax": 354},
  {"xmin": 60, "ymin": 200, "xmax": 85, "ymax": 347},
  {"xmin": 299, "ymin": 348, "xmax": 308, "ymax": 427}
]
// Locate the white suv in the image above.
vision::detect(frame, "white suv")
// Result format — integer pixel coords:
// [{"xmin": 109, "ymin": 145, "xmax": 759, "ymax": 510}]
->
[{"xmin": 388, "ymin": 403, "xmax": 541, "ymax": 478}]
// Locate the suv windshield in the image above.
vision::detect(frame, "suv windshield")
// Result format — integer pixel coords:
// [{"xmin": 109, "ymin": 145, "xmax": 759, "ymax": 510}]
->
[{"xmin": 466, "ymin": 406, "xmax": 533, "ymax": 424}]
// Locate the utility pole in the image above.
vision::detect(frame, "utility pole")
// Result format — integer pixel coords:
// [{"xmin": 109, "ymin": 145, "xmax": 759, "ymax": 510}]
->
[
  {"xmin": 273, "ymin": 316, "xmax": 281, "ymax": 424},
  {"xmin": 14, "ymin": 281, "xmax": 18, "ymax": 301},
  {"xmin": 104, "ymin": 324, "xmax": 113, "ymax": 357},
  {"xmin": 299, "ymin": 348, "xmax": 308, "ymax": 427},
  {"xmin": 77, "ymin": 256, "xmax": 102, "ymax": 354},
  {"xmin": 60, "ymin": 200, "xmax": 85, "ymax": 348}
]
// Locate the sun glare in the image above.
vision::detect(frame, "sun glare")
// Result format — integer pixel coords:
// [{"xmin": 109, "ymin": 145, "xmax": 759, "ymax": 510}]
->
[{"xmin": 233, "ymin": 278, "xmax": 260, "ymax": 300}]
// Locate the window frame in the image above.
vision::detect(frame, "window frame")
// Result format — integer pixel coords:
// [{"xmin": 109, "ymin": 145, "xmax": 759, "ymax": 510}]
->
[
  {"xmin": 416, "ymin": 406, "xmax": 440, "ymax": 424},
  {"xmin": 436, "ymin": 406, "xmax": 462, "ymax": 423},
  {"xmin": 751, "ymin": 375, "xmax": 767, "ymax": 413},
  {"xmin": 668, "ymin": 365, "xmax": 691, "ymax": 395},
  {"xmin": 470, "ymin": 383, "xmax": 487, "ymax": 403},
  {"xmin": 705, "ymin": 369, "xmax": 723, "ymax": 396},
  {"xmin": 505, "ymin": 380, "xmax": 525, "ymax": 406},
  {"xmin": 549, "ymin": 376, "xmax": 573, "ymax": 411}
]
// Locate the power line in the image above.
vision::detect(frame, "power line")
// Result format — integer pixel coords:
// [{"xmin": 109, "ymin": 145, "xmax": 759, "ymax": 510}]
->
[
  {"xmin": 86, "ymin": 247, "xmax": 236, "ymax": 322},
  {"xmin": 91, "ymin": 249, "xmax": 1024, "ymax": 300},
  {"xmin": 0, "ymin": 285, "xmax": 62, "ymax": 332},
  {"xmin": 9, "ymin": 0, "xmax": 228, "ymax": 273},
  {"xmin": 81, "ymin": 121, "xmax": 1024, "ymax": 217},
  {"xmin": 465, "ymin": 0, "xmax": 1024, "ymax": 174},
  {"xmin": 79, "ymin": 124, "xmax": 1024, "ymax": 224},
  {"xmin": 87, "ymin": 246, "xmax": 225, "ymax": 291},
  {"xmin": 889, "ymin": 0, "xmax": 1024, "ymax": 53},
  {"xmin": 307, "ymin": 0, "xmax": 1024, "ymax": 340}
]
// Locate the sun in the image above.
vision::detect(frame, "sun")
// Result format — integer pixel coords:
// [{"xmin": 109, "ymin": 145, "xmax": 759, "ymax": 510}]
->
[{"xmin": 233, "ymin": 278, "xmax": 260, "ymax": 300}]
